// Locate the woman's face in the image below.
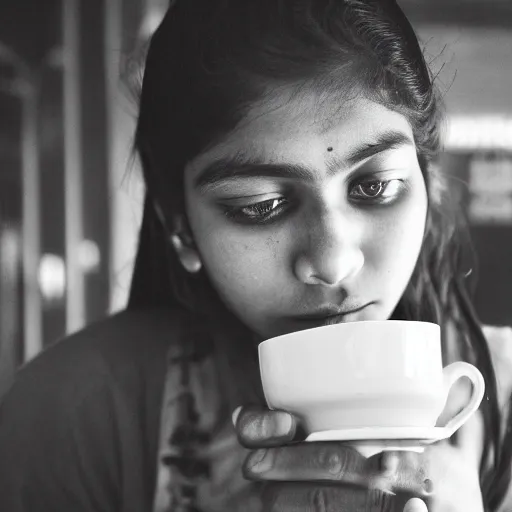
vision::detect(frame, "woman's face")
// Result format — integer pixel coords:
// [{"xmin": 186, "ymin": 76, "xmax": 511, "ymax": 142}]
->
[{"xmin": 182, "ymin": 92, "xmax": 428, "ymax": 339}]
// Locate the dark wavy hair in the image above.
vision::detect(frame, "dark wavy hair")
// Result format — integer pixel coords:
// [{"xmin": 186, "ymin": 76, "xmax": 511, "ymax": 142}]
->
[{"xmin": 127, "ymin": 1, "xmax": 511, "ymax": 509}]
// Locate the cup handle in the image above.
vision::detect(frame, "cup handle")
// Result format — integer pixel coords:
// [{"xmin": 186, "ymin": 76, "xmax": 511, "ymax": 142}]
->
[{"xmin": 440, "ymin": 361, "xmax": 486, "ymax": 437}]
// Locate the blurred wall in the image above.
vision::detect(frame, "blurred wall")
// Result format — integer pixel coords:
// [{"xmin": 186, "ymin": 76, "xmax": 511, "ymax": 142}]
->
[{"xmin": 417, "ymin": 25, "xmax": 512, "ymax": 118}]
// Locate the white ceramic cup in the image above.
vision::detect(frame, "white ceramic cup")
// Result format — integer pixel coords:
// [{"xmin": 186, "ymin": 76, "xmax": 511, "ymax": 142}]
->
[{"xmin": 259, "ymin": 321, "xmax": 485, "ymax": 440}]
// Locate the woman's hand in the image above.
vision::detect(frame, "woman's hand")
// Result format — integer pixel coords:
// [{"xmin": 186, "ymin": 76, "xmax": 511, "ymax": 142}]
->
[{"xmin": 232, "ymin": 406, "xmax": 433, "ymax": 511}]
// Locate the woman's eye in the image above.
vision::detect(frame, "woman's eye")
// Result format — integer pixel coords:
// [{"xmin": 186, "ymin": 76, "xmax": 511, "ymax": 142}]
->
[
  {"xmin": 220, "ymin": 179, "xmax": 405, "ymax": 224},
  {"xmin": 349, "ymin": 179, "xmax": 404, "ymax": 202},
  {"xmin": 223, "ymin": 197, "xmax": 289, "ymax": 224}
]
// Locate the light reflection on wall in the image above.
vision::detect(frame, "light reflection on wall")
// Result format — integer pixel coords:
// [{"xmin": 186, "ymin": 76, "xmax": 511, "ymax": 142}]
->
[
  {"xmin": 38, "ymin": 254, "xmax": 66, "ymax": 303},
  {"xmin": 38, "ymin": 239, "xmax": 101, "ymax": 306},
  {"xmin": 446, "ymin": 117, "xmax": 512, "ymax": 152}
]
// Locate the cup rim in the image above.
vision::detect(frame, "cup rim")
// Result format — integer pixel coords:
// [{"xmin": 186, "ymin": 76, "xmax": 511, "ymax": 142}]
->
[{"xmin": 259, "ymin": 320, "xmax": 441, "ymax": 348}]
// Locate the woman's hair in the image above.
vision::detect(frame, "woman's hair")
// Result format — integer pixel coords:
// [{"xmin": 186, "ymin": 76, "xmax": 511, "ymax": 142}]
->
[{"xmin": 127, "ymin": 1, "xmax": 511, "ymax": 509}]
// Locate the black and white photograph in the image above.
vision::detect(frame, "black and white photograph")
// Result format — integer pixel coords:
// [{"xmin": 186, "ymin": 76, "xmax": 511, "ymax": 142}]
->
[{"xmin": 1, "ymin": 1, "xmax": 512, "ymax": 511}]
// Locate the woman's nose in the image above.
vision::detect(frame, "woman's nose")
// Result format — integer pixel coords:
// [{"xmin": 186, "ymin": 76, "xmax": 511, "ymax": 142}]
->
[{"xmin": 293, "ymin": 213, "xmax": 364, "ymax": 286}]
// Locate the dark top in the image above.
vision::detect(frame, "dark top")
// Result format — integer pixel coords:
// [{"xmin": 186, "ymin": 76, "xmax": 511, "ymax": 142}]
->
[{"xmin": 0, "ymin": 308, "xmax": 180, "ymax": 512}]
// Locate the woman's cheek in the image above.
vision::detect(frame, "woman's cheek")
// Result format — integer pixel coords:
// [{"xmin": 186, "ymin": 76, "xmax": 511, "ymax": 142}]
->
[
  {"xmin": 203, "ymin": 231, "xmax": 276, "ymax": 285},
  {"xmin": 362, "ymin": 201, "xmax": 425, "ymax": 280}
]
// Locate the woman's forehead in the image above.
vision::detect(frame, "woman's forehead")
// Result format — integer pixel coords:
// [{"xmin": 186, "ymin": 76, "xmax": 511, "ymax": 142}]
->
[{"xmin": 186, "ymin": 93, "xmax": 415, "ymax": 175}]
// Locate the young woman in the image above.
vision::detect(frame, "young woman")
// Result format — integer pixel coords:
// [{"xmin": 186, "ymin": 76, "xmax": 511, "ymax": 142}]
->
[{"xmin": 1, "ymin": 1, "xmax": 511, "ymax": 511}]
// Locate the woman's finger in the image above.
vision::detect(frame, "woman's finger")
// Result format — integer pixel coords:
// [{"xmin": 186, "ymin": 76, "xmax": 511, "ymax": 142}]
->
[
  {"xmin": 233, "ymin": 406, "xmax": 300, "ymax": 448},
  {"xmin": 243, "ymin": 443, "xmax": 432, "ymax": 497},
  {"xmin": 261, "ymin": 482, "xmax": 396, "ymax": 512},
  {"xmin": 244, "ymin": 442, "xmax": 367, "ymax": 484}
]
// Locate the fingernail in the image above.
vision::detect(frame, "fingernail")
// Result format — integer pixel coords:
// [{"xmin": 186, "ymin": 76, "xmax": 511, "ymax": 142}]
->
[
  {"xmin": 274, "ymin": 411, "xmax": 294, "ymax": 437},
  {"xmin": 247, "ymin": 449, "xmax": 271, "ymax": 473},
  {"xmin": 232, "ymin": 406, "xmax": 242, "ymax": 427},
  {"xmin": 403, "ymin": 497, "xmax": 428, "ymax": 512}
]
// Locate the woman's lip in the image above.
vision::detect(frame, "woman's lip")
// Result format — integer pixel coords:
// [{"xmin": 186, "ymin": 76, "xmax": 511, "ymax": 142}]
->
[{"xmin": 292, "ymin": 303, "xmax": 372, "ymax": 321}]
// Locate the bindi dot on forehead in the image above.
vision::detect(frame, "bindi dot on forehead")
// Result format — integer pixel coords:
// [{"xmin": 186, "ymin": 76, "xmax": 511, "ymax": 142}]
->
[{"xmin": 327, "ymin": 147, "xmax": 333, "ymax": 152}]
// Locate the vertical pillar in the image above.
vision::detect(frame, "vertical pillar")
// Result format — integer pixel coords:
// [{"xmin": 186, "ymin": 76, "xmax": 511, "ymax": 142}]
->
[
  {"xmin": 63, "ymin": 0, "xmax": 85, "ymax": 334},
  {"xmin": 80, "ymin": 0, "xmax": 110, "ymax": 323},
  {"xmin": 21, "ymin": 82, "xmax": 42, "ymax": 360},
  {"xmin": 63, "ymin": 0, "xmax": 110, "ymax": 332}
]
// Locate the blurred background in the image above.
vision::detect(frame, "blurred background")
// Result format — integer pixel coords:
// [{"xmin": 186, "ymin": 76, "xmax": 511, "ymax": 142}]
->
[{"xmin": 0, "ymin": 0, "xmax": 511, "ymax": 397}]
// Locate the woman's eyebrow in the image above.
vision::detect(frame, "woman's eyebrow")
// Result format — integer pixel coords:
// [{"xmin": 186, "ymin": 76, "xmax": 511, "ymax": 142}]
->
[
  {"xmin": 345, "ymin": 130, "xmax": 413, "ymax": 167},
  {"xmin": 193, "ymin": 130, "xmax": 413, "ymax": 192}
]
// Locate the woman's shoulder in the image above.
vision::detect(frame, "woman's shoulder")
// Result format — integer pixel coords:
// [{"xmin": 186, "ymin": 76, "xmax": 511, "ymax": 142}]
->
[{"xmin": 2, "ymin": 307, "xmax": 194, "ymax": 410}]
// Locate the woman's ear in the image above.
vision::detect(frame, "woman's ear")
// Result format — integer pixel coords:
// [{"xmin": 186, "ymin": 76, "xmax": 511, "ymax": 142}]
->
[{"xmin": 169, "ymin": 214, "xmax": 203, "ymax": 274}]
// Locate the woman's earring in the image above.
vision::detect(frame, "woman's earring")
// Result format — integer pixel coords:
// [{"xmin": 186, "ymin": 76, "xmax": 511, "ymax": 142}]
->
[{"xmin": 170, "ymin": 234, "xmax": 203, "ymax": 274}]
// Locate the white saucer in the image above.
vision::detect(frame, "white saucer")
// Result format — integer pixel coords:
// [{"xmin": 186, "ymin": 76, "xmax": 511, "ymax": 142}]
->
[{"xmin": 305, "ymin": 426, "xmax": 450, "ymax": 443}]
